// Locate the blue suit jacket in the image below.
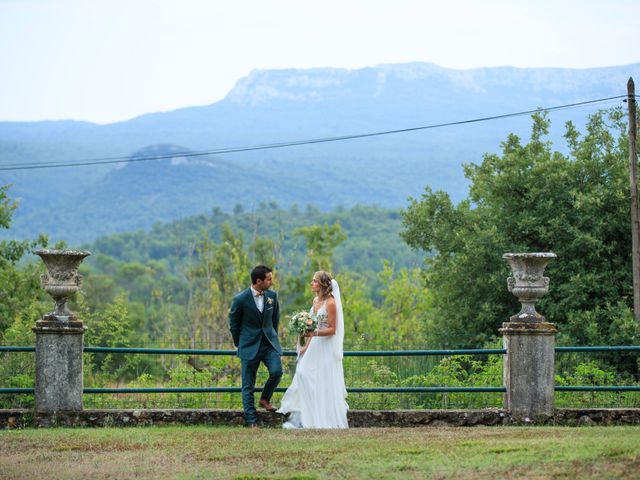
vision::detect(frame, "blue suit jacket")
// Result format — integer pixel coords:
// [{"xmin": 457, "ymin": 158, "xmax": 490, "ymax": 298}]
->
[{"xmin": 228, "ymin": 287, "xmax": 282, "ymax": 360}]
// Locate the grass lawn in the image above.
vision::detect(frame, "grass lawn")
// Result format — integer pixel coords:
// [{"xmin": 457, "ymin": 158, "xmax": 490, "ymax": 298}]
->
[{"xmin": 1, "ymin": 426, "xmax": 640, "ymax": 479}]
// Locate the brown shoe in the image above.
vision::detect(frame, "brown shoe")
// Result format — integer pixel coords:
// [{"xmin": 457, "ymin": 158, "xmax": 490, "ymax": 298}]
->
[
  {"xmin": 259, "ymin": 398, "xmax": 277, "ymax": 412},
  {"xmin": 246, "ymin": 423, "xmax": 259, "ymax": 429}
]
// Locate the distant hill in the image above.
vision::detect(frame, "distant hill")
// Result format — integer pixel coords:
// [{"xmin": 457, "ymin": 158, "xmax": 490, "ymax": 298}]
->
[
  {"xmin": 86, "ymin": 203, "xmax": 423, "ymax": 279},
  {"xmin": 1, "ymin": 62, "xmax": 638, "ymax": 244}
]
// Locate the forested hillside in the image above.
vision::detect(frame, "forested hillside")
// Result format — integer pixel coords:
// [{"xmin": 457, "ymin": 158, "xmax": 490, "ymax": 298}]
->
[
  {"xmin": 2, "ymin": 108, "xmax": 640, "ymax": 410},
  {"xmin": 2, "ymin": 108, "xmax": 638, "ymax": 351},
  {"xmin": 87, "ymin": 203, "xmax": 420, "ymax": 275},
  {"xmin": 2, "ymin": 62, "xmax": 638, "ymax": 243}
]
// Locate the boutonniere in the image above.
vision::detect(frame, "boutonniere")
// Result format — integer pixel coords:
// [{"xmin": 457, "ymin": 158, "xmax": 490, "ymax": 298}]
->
[{"xmin": 267, "ymin": 297, "xmax": 273, "ymax": 305}]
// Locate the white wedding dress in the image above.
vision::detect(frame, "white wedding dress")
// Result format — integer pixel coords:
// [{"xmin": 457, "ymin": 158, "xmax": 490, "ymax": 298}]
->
[{"xmin": 277, "ymin": 280, "xmax": 349, "ymax": 429}]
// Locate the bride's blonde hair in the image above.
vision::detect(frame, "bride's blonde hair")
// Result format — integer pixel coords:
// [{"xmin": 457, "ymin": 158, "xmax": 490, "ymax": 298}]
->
[{"xmin": 313, "ymin": 271, "xmax": 333, "ymax": 299}]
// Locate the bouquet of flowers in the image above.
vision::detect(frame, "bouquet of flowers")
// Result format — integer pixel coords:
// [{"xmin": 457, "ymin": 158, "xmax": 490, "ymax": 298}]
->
[{"xmin": 289, "ymin": 311, "xmax": 318, "ymax": 347}]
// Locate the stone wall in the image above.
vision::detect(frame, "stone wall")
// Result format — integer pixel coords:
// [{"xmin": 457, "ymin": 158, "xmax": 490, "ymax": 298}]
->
[{"xmin": 2, "ymin": 408, "xmax": 640, "ymax": 429}]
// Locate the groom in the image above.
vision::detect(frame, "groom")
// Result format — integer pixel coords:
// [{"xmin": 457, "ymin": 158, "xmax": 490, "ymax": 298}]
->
[{"xmin": 229, "ymin": 265, "xmax": 283, "ymax": 428}]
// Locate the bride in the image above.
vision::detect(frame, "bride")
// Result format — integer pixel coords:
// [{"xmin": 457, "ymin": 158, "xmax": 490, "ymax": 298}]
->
[{"xmin": 277, "ymin": 271, "xmax": 349, "ymax": 428}]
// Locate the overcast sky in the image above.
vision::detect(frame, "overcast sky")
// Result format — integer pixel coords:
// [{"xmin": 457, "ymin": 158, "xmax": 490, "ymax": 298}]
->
[{"xmin": 1, "ymin": 0, "xmax": 638, "ymax": 124}]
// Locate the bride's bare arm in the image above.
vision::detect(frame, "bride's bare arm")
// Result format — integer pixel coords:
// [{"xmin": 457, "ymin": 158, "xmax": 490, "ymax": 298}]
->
[{"xmin": 313, "ymin": 297, "xmax": 336, "ymax": 337}]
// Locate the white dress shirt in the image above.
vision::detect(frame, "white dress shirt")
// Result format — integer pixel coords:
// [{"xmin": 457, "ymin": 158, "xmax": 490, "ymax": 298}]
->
[{"xmin": 251, "ymin": 286, "xmax": 264, "ymax": 313}]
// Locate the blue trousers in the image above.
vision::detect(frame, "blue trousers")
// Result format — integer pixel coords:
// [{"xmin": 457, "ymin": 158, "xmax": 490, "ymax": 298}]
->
[{"xmin": 241, "ymin": 338, "xmax": 283, "ymax": 425}]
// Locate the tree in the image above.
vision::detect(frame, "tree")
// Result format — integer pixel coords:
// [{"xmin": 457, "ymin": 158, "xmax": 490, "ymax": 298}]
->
[
  {"xmin": 294, "ymin": 223, "xmax": 347, "ymax": 274},
  {"xmin": 282, "ymin": 223, "xmax": 347, "ymax": 311},
  {"xmin": 0, "ymin": 185, "xmax": 48, "ymax": 335},
  {"xmin": 180, "ymin": 224, "xmax": 283, "ymax": 348},
  {"xmin": 339, "ymin": 263, "xmax": 431, "ymax": 347},
  {"xmin": 401, "ymin": 109, "xmax": 639, "ymax": 348}
]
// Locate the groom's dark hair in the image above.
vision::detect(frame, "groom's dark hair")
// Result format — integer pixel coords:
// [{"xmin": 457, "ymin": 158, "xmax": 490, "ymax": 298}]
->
[{"xmin": 251, "ymin": 265, "xmax": 272, "ymax": 284}]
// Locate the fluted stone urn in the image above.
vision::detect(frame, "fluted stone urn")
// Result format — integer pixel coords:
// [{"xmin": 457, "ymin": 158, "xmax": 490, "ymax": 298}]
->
[
  {"xmin": 503, "ymin": 252, "xmax": 556, "ymax": 323},
  {"xmin": 35, "ymin": 249, "xmax": 91, "ymax": 322}
]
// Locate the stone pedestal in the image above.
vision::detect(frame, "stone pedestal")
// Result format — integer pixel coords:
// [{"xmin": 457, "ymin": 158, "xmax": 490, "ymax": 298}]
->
[
  {"xmin": 34, "ymin": 320, "xmax": 86, "ymax": 412},
  {"xmin": 32, "ymin": 249, "xmax": 90, "ymax": 413},
  {"xmin": 501, "ymin": 252, "xmax": 557, "ymax": 422},
  {"xmin": 501, "ymin": 322, "xmax": 556, "ymax": 421}
]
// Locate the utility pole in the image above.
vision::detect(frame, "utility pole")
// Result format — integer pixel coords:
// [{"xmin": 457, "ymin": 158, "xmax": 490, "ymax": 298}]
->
[{"xmin": 628, "ymin": 77, "xmax": 640, "ymax": 322}]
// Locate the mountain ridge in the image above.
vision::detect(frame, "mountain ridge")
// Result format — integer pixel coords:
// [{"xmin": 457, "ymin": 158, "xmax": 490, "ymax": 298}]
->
[{"xmin": 1, "ymin": 61, "xmax": 638, "ymax": 244}]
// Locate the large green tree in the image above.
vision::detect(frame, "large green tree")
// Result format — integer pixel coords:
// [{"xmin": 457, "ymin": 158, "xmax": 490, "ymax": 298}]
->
[
  {"xmin": 401, "ymin": 109, "xmax": 639, "ymax": 348},
  {"xmin": 0, "ymin": 185, "xmax": 47, "ymax": 336}
]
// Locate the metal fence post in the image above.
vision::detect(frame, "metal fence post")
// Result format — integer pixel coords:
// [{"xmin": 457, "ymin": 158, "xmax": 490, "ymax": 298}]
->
[{"xmin": 500, "ymin": 253, "xmax": 557, "ymax": 421}]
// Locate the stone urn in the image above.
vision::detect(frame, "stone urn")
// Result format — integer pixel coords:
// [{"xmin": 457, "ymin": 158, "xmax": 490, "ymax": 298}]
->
[
  {"xmin": 35, "ymin": 249, "xmax": 91, "ymax": 321},
  {"xmin": 503, "ymin": 252, "xmax": 556, "ymax": 323}
]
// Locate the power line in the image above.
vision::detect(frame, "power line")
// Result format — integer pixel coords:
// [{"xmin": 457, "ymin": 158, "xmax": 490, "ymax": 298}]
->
[{"xmin": 0, "ymin": 94, "xmax": 630, "ymax": 172}]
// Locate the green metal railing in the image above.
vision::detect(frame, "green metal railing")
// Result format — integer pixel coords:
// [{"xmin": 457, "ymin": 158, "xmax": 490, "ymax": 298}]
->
[
  {"xmin": 2, "ymin": 345, "xmax": 640, "ymax": 396},
  {"xmin": 556, "ymin": 346, "xmax": 640, "ymax": 352},
  {"xmin": 1, "ymin": 346, "xmax": 505, "ymax": 396},
  {"xmin": 85, "ymin": 346, "xmax": 508, "ymax": 357},
  {"xmin": 554, "ymin": 346, "xmax": 640, "ymax": 392}
]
